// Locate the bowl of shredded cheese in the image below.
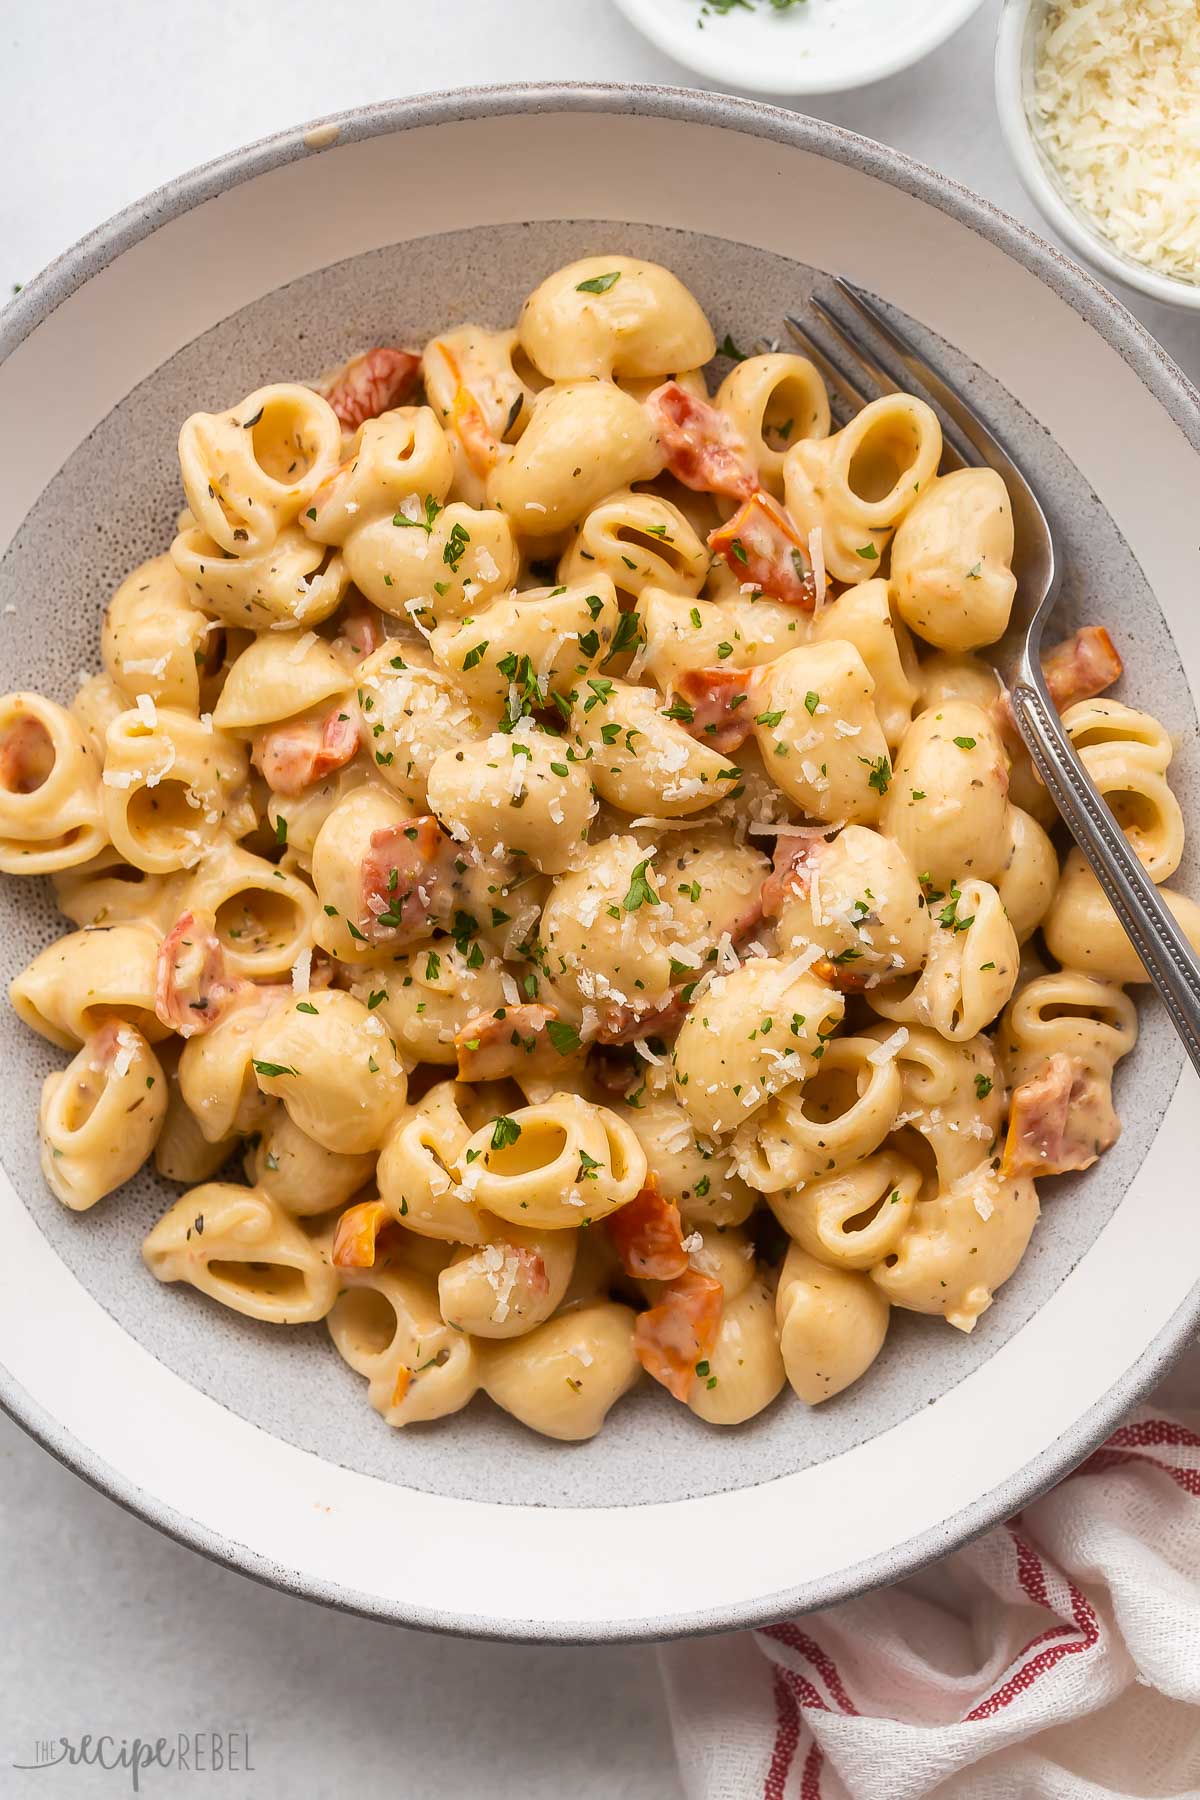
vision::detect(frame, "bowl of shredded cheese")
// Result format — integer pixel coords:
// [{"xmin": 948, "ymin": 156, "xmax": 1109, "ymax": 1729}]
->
[{"xmin": 996, "ymin": 0, "xmax": 1200, "ymax": 309}]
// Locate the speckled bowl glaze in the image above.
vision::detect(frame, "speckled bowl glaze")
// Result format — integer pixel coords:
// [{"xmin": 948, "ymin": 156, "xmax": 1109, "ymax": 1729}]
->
[{"xmin": 2, "ymin": 86, "xmax": 1199, "ymax": 1643}]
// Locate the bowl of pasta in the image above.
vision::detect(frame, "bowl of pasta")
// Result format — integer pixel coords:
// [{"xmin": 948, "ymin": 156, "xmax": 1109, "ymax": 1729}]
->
[{"xmin": 1, "ymin": 85, "xmax": 1199, "ymax": 1643}]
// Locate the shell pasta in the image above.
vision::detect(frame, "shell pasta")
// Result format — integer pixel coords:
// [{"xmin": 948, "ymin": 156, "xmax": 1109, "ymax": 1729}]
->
[{"xmin": 5, "ymin": 254, "xmax": 1191, "ymax": 1441}]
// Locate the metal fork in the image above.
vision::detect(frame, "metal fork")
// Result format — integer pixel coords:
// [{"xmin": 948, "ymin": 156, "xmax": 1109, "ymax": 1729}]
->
[{"xmin": 786, "ymin": 280, "xmax": 1200, "ymax": 1080}]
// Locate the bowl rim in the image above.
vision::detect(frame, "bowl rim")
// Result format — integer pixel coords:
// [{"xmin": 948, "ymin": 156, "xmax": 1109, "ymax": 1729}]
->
[
  {"xmin": 994, "ymin": 0, "xmax": 1200, "ymax": 313},
  {"xmin": 609, "ymin": 0, "xmax": 988, "ymax": 97},
  {"xmin": 2, "ymin": 81, "xmax": 1200, "ymax": 1644}
]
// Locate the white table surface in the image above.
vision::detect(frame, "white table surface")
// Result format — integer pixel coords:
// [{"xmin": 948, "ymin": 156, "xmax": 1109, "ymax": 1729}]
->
[{"xmin": 2, "ymin": 3, "xmax": 1197, "ymax": 1794}]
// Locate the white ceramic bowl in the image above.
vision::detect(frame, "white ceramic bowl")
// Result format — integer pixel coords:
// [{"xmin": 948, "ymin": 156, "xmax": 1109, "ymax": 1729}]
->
[
  {"xmin": 2, "ymin": 85, "xmax": 1200, "ymax": 1643},
  {"xmin": 613, "ymin": 0, "xmax": 986, "ymax": 96},
  {"xmin": 995, "ymin": 0, "xmax": 1200, "ymax": 312}
]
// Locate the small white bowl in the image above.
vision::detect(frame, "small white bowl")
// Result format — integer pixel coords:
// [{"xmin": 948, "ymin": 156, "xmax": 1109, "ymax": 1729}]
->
[
  {"xmin": 995, "ymin": 0, "xmax": 1200, "ymax": 312},
  {"xmin": 612, "ymin": 0, "xmax": 986, "ymax": 97}
]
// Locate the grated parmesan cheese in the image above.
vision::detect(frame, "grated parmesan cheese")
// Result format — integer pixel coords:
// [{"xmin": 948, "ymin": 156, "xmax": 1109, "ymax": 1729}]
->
[
  {"xmin": 779, "ymin": 943, "xmax": 823, "ymax": 982},
  {"xmin": 286, "ymin": 631, "xmax": 318, "ymax": 663},
  {"xmin": 867, "ymin": 1026, "xmax": 909, "ymax": 1065},
  {"xmin": 112, "ymin": 1026, "xmax": 139, "ymax": 1080},
  {"xmin": 145, "ymin": 743, "xmax": 176, "ymax": 789},
  {"xmin": 809, "ymin": 528, "xmax": 827, "ymax": 609},
  {"xmin": 1032, "ymin": 0, "xmax": 1200, "ymax": 283}
]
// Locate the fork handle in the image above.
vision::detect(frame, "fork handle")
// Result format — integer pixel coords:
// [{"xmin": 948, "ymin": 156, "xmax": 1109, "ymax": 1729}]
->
[{"xmin": 1010, "ymin": 680, "xmax": 1200, "ymax": 1080}]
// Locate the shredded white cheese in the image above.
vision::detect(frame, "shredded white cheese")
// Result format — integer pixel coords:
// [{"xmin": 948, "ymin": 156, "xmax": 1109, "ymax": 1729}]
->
[
  {"xmin": 867, "ymin": 1026, "xmax": 909, "ymax": 1066},
  {"xmin": 809, "ymin": 528, "xmax": 827, "ymax": 609},
  {"xmin": 1032, "ymin": 0, "xmax": 1200, "ymax": 283},
  {"xmin": 779, "ymin": 943, "xmax": 822, "ymax": 982},
  {"xmin": 286, "ymin": 631, "xmax": 318, "ymax": 663},
  {"xmin": 144, "ymin": 744, "xmax": 176, "ymax": 790},
  {"xmin": 112, "ymin": 1026, "xmax": 139, "ymax": 1080}
]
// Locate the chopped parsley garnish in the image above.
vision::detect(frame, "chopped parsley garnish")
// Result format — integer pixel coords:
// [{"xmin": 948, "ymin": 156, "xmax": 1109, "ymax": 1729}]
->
[
  {"xmin": 622, "ymin": 858, "xmax": 660, "ymax": 912},
  {"xmin": 546, "ymin": 1019, "xmax": 582, "ymax": 1056},
  {"xmin": 604, "ymin": 609, "xmax": 643, "ymax": 662},
  {"xmin": 859, "ymin": 754, "xmax": 892, "ymax": 796},
  {"xmin": 935, "ymin": 882, "xmax": 974, "ymax": 932},
  {"xmin": 443, "ymin": 520, "xmax": 471, "ymax": 571},
  {"xmin": 490, "ymin": 1115, "xmax": 522, "ymax": 1151},
  {"xmin": 575, "ymin": 271, "xmax": 622, "ymax": 294},
  {"xmin": 392, "ymin": 493, "xmax": 442, "ymax": 534}
]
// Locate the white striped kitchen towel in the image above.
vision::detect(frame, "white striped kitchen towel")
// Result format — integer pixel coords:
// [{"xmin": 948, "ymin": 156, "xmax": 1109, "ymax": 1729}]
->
[{"xmin": 660, "ymin": 1342, "xmax": 1200, "ymax": 1799}]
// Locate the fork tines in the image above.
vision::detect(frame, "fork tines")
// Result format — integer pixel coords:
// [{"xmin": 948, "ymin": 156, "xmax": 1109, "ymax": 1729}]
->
[
  {"xmin": 783, "ymin": 313, "xmax": 872, "ymax": 419},
  {"xmin": 789, "ymin": 288, "xmax": 968, "ymax": 473}
]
